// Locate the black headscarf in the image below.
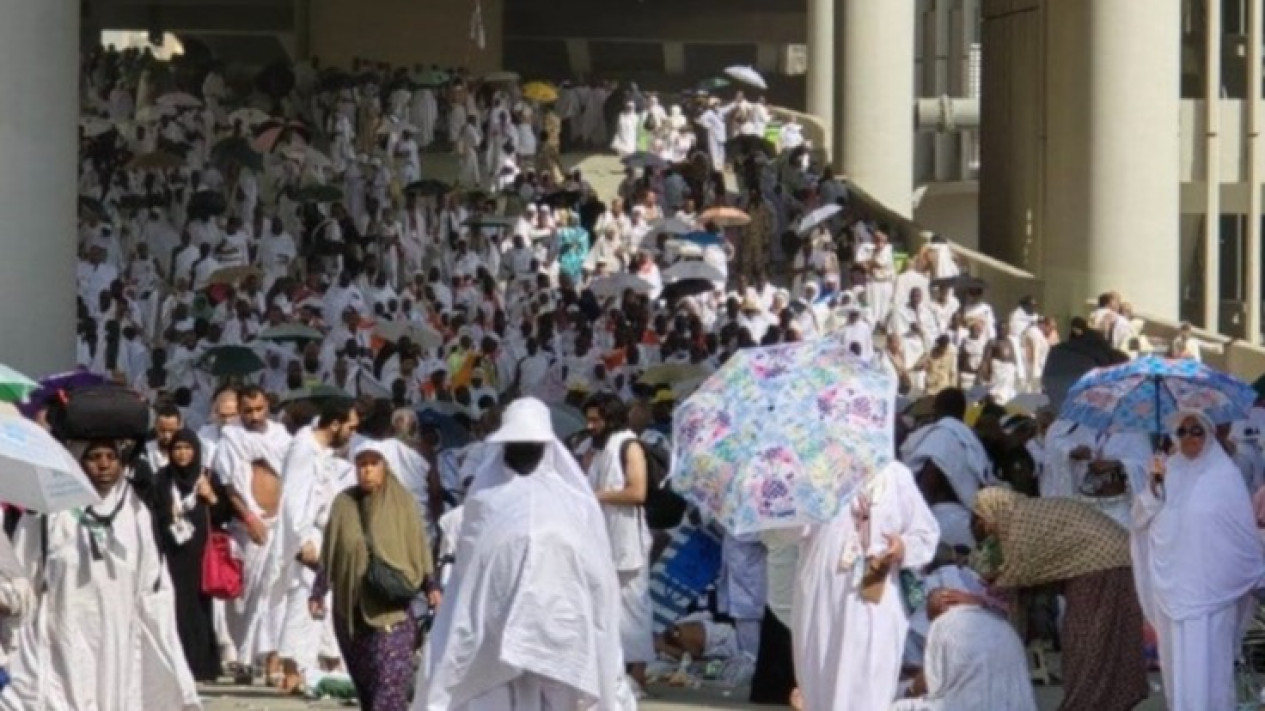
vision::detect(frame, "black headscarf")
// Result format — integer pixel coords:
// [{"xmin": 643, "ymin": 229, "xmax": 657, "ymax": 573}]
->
[{"xmin": 163, "ymin": 428, "xmax": 204, "ymax": 494}]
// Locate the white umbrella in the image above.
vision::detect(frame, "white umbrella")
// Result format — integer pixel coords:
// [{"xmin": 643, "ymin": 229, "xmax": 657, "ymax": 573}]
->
[
  {"xmin": 663, "ymin": 261, "xmax": 725, "ymax": 284},
  {"xmin": 135, "ymin": 104, "xmax": 176, "ymax": 123},
  {"xmin": 724, "ymin": 65, "xmax": 768, "ymax": 90},
  {"xmin": 796, "ymin": 204, "xmax": 843, "ymax": 235},
  {"xmin": 374, "ymin": 320, "xmax": 444, "ymax": 350},
  {"xmin": 589, "ymin": 273, "xmax": 654, "ymax": 299},
  {"xmin": 156, "ymin": 92, "xmax": 203, "ymax": 108},
  {"xmin": 79, "ymin": 117, "xmax": 115, "ymax": 138},
  {"xmin": 649, "ymin": 216, "xmax": 696, "ymax": 236},
  {"xmin": 0, "ymin": 415, "xmax": 100, "ymax": 513},
  {"xmin": 284, "ymin": 146, "xmax": 333, "ymax": 169},
  {"xmin": 227, "ymin": 107, "xmax": 271, "ymax": 127},
  {"xmin": 377, "ymin": 118, "xmax": 419, "ymax": 135}
]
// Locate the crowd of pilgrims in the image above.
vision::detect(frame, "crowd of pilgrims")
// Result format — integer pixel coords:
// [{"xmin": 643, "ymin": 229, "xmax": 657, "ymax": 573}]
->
[{"xmin": 0, "ymin": 42, "xmax": 1252, "ymax": 711}]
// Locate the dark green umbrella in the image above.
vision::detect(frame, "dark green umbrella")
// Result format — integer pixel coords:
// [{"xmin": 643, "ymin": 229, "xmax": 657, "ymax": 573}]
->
[
  {"xmin": 188, "ymin": 190, "xmax": 227, "ymax": 219},
  {"xmin": 405, "ymin": 179, "xmax": 452, "ymax": 197},
  {"xmin": 696, "ymin": 77, "xmax": 730, "ymax": 93},
  {"xmin": 256, "ymin": 323, "xmax": 324, "ymax": 344},
  {"xmin": 279, "ymin": 384, "xmax": 352, "ymax": 404},
  {"xmin": 211, "ymin": 136, "xmax": 263, "ymax": 172},
  {"xmin": 198, "ymin": 346, "xmax": 265, "ymax": 377},
  {"xmin": 291, "ymin": 184, "xmax": 344, "ymax": 203},
  {"xmin": 463, "ymin": 215, "xmax": 518, "ymax": 229}
]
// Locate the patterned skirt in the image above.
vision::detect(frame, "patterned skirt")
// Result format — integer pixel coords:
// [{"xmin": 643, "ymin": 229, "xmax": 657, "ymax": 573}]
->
[
  {"xmin": 1060, "ymin": 567, "xmax": 1150, "ymax": 711},
  {"xmin": 333, "ymin": 613, "xmax": 416, "ymax": 711}
]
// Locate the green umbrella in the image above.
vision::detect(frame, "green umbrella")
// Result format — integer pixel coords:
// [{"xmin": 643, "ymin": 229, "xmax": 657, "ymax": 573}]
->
[
  {"xmin": 291, "ymin": 184, "xmax": 344, "ymax": 203},
  {"xmin": 696, "ymin": 77, "xmax": 731, "ymax": 93},
  {"xmin": 256, "ymin": 323, "xmax": 324, "ymax": 344},
  {"xmin": 211, "ymin": 136, "xmax": 264, "ymax": 172},
  {"xmin": 0, "ymin": 364, "xmax": 39, "ymax": 403},
  {"xmin": 279, "ymin": 384, "xmax": 352, "ymax": 405},
  {"xmin": 198, "ymin": 346, "xmax": 265, "ymax": 377}
]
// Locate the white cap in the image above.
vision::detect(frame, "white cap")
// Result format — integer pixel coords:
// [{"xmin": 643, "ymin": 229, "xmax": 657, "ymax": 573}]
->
[{"xmin": 486, "ymin": 398, "xmax": 556, "ymax": 443}]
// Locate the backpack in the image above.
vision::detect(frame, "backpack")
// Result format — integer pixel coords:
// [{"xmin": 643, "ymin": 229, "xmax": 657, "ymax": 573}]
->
[{"xmin": 622, "ymin": 438, "xmax": 687, "ymax": 530}]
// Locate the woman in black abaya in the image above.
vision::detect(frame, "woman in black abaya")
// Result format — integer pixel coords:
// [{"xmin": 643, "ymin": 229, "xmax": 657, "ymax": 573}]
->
[{"xmin": 153, "ymin": 429, "xmax": 231, "ymax": 681}]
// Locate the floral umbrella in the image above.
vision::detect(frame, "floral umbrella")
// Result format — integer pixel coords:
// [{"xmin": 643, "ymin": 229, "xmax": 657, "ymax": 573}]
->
[
  {"xmin": 1059, "ymin": 355, "xmax": 1256, "ymax": 434},
  {"xmin": 670, "ymin": 337, "xmax": 898, "ymax": 534}
]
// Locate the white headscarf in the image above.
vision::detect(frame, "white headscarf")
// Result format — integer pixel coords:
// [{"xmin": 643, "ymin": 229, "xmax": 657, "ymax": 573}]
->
[{"xmin": 1136, "ymin": 409, "xmax": 1265, "ymax": 621}]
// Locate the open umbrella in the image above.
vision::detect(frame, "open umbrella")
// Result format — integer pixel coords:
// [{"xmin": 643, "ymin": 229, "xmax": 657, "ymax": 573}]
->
[
  {"xmin": 207, "ymin": 265, "xmax": 263, "ymax": 287},
  {"xmin": 663, "ymin": 261, "xmax": 725, "ymax": 284},
  {"xmin": 374, "ymin": 321, "xmax": 444, "ymax": 350},
  {"xmin": 698, "ymin": 206, "xmax": 751, "ymax": 227},
  {"xmin": 796, "ymin": 204, "xmax": 843, "ymax": 235},
  {"xmin": 463, "ymin": 215, "xmax": 518, "ymax": 229},
  {"xmin": 156, "ymin": 92, "xmax": 203, "ymax": 108},
  {"xmin": 931, "ymin": 274, "xmax": 987, "ymax": 292},
  {"xmin": 126, "ymin": 151, "xmax": 184, "ymax": 171},
  {"xmin": 725, "ymin": 134, "xmax": 776, "ymax": 159},
  {"xmin": 227, "ymin": 107, "xmax": 272, "ymax": 128},
  {"xmin": 522, "ymin": 81, "xmax": 559, "ymax": 103},
  {"xmin": 405, "ymin": 179, "xmax": 452, "ymax": 197},
  {"xmin": 17, "ymin": 371, "xmax": 105, "ymax": 419},
  {"xmin": 724, "ymin": 65, "xmax": 768, "ymax": 90},
  {"xmin": 279, "ymin": 384, "xmax": 352, "ymax": 405},
  {"xmin": 0, "ymin": 414, "xmax": 101, "ymax": 513},
  {"xmin": 640, "ymin": 363, "xmax": 710, "ymax": 386},
  {"xmin": 135, "ymin": 104, "xmax": 176, "ymax": 123},
  {"xmin": 677, "ymin": 231, "xmax": 724, "ymax": 248},
  {"xmin": 198, "ymin": 345, "xmax": 266, "ymax": 377},
  {"xmin": 0, "ymin": 364, "xmax": 39, "ymax": 404},
  {"xmin": 211, "ymin": 136, "xmax": 264, "ymax": 172},
  {"xmin": 589, "ymin": 273, "xmax": 655, "ymax": 299},
  {"xmin": 482, "ymin": 71, "xmax": 521, "ymax": 84},
  {"xmin": 540, "ymin": 190, "xmax": 584, "ymax": 209},
  {"xmin": 695, "ymin": 77, "xmax": 731, "ymax": 93},
  {"xmin": 376, "ymin": 118, "xmax": 418, "ymax": 135},
  {"xmin": 412, "ymin": 69, "xmax": 450, "ymax": 88},
  {"xmin": 649, "ymin": 216, "xmax": 696, "ymax": 236},
  {"xmin": 622, "ymin": 152, "xmax": 667, "ymax": 170},
  {"xmin": 79, "ymin": 117, "xmax": 115, "ymax": 138},
  {"xmin": 187, "ymin": 190, "xmax": 227, "ymax": 219},
  {"xmin": 670, "ymin": 337, "xmax": 897, "ymax": 534},
  {"xmin": 1060, "ymin": 356, "xmax": 1257, "ymax": 435},
  {"xmin": 290, "ymin": 184, "xmax": 344, "ymax": 203},
  {"xmin": 256, "ymin": 324, "xmax": 324, "ymax": 344},
  {"xmin": 661, "ymin": 278, "xmax": 716, "ymax": 302}
]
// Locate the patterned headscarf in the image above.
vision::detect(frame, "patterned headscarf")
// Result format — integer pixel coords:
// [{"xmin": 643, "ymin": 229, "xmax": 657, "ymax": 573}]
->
[{"xmin": 972, "ymin": 487, "xmax": 1131, "ymax": 589}]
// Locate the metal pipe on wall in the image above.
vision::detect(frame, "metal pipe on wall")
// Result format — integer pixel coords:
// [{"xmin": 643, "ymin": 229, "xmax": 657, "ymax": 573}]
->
[{"xmin": 1248, "ymin": 0, "xmax": 1263, "ymax": 343}]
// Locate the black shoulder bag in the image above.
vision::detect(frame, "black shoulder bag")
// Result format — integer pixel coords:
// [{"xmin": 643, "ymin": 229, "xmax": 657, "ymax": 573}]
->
[{"xmin": 357, "ymin": 499, "xmax": 419, "ymax": 606}]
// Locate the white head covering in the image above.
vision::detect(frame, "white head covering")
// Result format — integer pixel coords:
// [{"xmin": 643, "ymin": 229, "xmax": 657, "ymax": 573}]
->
[
  {"xmin": 1137, "ymin": 409, "xmax": 1265, "ymax": 621},
  {"xmin": 468, "ymin": 397, "xmax": 589, "ymax": 499}
]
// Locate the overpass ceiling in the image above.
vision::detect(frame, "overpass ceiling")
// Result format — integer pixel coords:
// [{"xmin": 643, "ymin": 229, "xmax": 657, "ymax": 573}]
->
[{"xmin": 87, "ymin": 0, "xmax": 294, "ymax": 32}]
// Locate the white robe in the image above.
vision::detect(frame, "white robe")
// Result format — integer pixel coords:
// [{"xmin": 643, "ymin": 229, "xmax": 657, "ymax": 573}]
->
[
  {"xmin": 0, "ymin": 484, "xmax": 200, "ymax": 711},
  {"xmin": 1131, "ymin": 414, "xmax": 1265, "ymax": 711},
  {"xmin": 211, "ymin": 422, "xmax": 292, "ymax": 664},
  {"xmin": 793, "ymin": 462, "xmax": 939, "ymax": 711},
  {"xmin": 892, "ymin": 605, "xmax": 1038, "ymax": 711},
  {"xmin": 420, "ymin": 441, "xmax": 633, "ymax": 710},
  {"xmin": 610, "ymin": 111, "xmax": 639, "ymax": 156}
]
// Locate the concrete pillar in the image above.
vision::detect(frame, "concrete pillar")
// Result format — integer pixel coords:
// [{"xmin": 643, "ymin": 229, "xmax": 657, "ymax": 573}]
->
[
  {"xmin": 663, "ymin": 42, "xmax": 686, "ymax": 75},
  {"xmin": 565, "ymin": 39, "xmax": 592, "ymax": 77},
  {"xmin": 1248, "ymin": 0, "xmax": 1263, "ymax": 343},
  {"xmin": 1203, "ymin": 0, "xmax": 1223, "ymax": 331},
  {"xmin": 931, "ymin": 0, "xmax": 955, "ymax": 182},
  {"xmin": 0, "ymin": 0, "xmax": 78, "ymax": 376},
  {"xmin": 805, "ymin": 0, "xmax": 834, "ymax": 159},
  {"xmin": 1041, "ymin": 0, "xmax": 1181, "ymax": 322},
  {"xmin": 836, "ymin": 0, "xmax": 916, "ymax": 217}
]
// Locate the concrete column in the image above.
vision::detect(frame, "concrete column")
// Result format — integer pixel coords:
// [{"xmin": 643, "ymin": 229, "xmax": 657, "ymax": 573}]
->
[
  {"xmin": 663, "ymin": 42, "xmax": 686, "ymax": 75},
  {"xmin": 0, "ymin": 0, "xmax": 78, "ymax": 376},
  {"xmin": 931, "ymin": 0, "xmax": 955, "ymax": 182},
  {"xmin": 1041, "ymin": 0, "xmax": 1181, "ymax": 322},
  {"xmin": 1204, "ymin": 0, "xmax": 1223, "ymax": 331},
  {"xmin": 806, "ymin": 0, "xmax": 835, "ymax": 158},
  {"xmin": 565, "ymin": 39, "xmax": 592, "ymax": 77},
  {"xmin": 1248, "ymin": 0, "xmax": 1263, "ymax": 343},
  {"xmin": 837, "ymin": 0, "xmax": 916, "ymax": 216}
]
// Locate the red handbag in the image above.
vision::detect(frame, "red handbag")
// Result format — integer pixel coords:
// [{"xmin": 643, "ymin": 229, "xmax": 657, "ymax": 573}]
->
[{"xmin": 201, "ymin": 511, "xmax": 243, "ymax": 600}]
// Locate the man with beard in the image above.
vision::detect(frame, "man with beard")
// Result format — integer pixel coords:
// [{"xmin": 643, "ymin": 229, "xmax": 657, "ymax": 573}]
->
[
  {"xmin": 212, "ymin": 385, "xmax": 293, "ymax": 684},
  {"xmin": 276, "ymin": 400, "xmax": 360, "ymax": 692}
]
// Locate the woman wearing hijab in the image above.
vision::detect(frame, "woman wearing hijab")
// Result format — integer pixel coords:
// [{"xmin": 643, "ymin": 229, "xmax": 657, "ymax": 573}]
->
[
  {"xmin": 311, "ymin": 441, "xmax": 433, "ymax": 711},
  {"xmin": 1132, "ymin": 409, "xmax": 1265, "ymax": 711},
  {"xmin": 153, "ymin": 429, "xmax": 232, "ymax": 682},
  {"xmin": 971, "ymin": 487, "xmax": 1147, "ymax": 711}
]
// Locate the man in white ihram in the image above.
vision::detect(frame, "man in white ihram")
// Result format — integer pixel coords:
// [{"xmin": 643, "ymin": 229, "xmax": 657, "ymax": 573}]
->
[{"xmin": 419, "ymin": 397, "xmax": 635, "ymax": 710}]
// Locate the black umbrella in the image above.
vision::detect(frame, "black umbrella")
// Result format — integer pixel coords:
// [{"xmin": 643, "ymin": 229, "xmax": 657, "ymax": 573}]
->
[
  {"xmin": 319, "ymin": 68, "xmax": 352, "ymax": 91},
  {"xmin": 463, "ymin": 215, "xmax": 518, "ymax": 229},
  {"xmin": 290, "ymin": 184, "xmax": 344, "ymax": 203},
  {"xmin": 187, "ymin": 190, "xmax": 227, "ymax": 219},
  {"xmin": 661, "ymin": 278, "xmax": 716, "ymax": 302},
  {"xmin": 726, "ymin": 134, "xmax": 776, "ymax": 159},
  {"xmin": 540, "ymin": 190, "xmax": 584, "ymax": 209},
  {"xmin": 405, "ymin": 179, "xmax": 452, "ymax": 197},
  {"xmin": 198, "ymin": 345, "xmax": 265, "ymax": 377},
  {"xmin": 622, "ymin": 152, "xmax": 667, "ymax": 170}
]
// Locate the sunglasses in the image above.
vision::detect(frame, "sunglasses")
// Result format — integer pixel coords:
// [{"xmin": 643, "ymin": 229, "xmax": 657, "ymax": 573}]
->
[{"xmin": 1176, "ymin": 426, "xmax": 1206, "ymax": 439}]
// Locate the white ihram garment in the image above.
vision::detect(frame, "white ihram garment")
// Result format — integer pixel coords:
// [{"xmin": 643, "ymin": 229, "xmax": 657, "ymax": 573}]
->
[
  {"xmin": 793, "ymin": 462, "xmax": 940, "ymax": 711},
  {"xmin": 212, "ymin": 423, "xmax": 292, "ymax": 664},
  {"xmin": 0, "ymin": 483, "xmax": 200, "ymax": 711},
  {"xmin": 1131, "ymin": 411, "xmax": 1265, "ymax": 711},
  {"xmin": 420, "ymin": 399, "xmax": 632, "ymax": 710}
]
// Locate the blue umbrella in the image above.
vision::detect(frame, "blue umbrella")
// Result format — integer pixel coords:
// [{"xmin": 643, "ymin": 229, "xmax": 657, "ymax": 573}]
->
[
  {"xmin": 679, "ymin": 231, "xmax": 723, "ymax": 248},
  {"xmin": 1059, "ymin": 355, "xmax": 1256, "ymax": 435}
]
